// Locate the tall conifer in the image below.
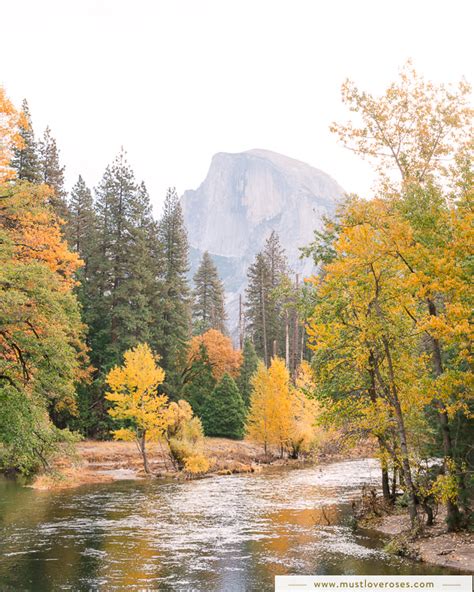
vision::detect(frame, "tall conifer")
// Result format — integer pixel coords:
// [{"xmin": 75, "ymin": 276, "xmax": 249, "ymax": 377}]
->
[
  {"xmin": 38, "ymin": 126, "xmax": 67, "ymax": 217},
  {"xmin": 11, "ymin": 99, "xmax": 40, "ymax": 182},
  {"xmin": 237, "ymin": 339, "xmax": 259, "ymax": 407},
  {"xmin": 192, "ymin": 251, "xmax": 227, "ymax": 334},
  {"xmin": 155, "ymin": 187, "xmax": 191, "ymax": 396}
]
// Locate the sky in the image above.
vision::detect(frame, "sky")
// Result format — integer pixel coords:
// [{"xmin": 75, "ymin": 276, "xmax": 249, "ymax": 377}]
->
[{"xmin": 1, "ymin": 0, "xmax": 472, "ymax": 215}]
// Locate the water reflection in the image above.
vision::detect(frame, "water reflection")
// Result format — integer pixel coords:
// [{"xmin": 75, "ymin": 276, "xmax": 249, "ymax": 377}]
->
[{"xmin": 0, "ymin": 459, "xmax": 458, "ymax": 591}]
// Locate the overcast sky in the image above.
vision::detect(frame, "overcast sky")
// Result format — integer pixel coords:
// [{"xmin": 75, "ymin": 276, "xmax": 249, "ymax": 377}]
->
[{"xmin": 1, "ymin": 0, "xmax": 472, "ymax": 214}]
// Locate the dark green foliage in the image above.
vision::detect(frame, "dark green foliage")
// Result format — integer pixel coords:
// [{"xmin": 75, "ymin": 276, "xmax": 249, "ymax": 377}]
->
[
  {"xmin": 182, "ymin": 343, "xmax": 216, "ymax": 417},
  {"xmin": 154, "ymin": 187, "xmax": 191, "ymax": 397},
  {"xmin": 67, "ymin": 175, "xmax": 96, "ymax": 256},
  {"xmin": 38, "ymin": 126, "xmax": 68, "ymax": 218},
  {"xmin": 65, "ymin": 158, "xmax": 193, "ymax": 433},
  {"xmin": 201, "ymin": 374, "xmax": 246, "ymax": 439},
  {"xmin": 245, "ymin": 252, "xmax": 271, "ymax": 363},
  {"xmin": 67, "ymin": 152, "xmax": 164, "ymax": 436},
  {"xmin": 245, "ymin": 231, "xmax": 288, "ymax": 364},
  {"xmin": 91, "ymin": 150, "xmax": 157, "ymax": 362},
  {"xmin": 192, "ymin": 251, "xmax": 227, "ymax": 334},
  {"xmin": 237, "ymin": 339, "xmax": 259, "ymax": 407},
  {"xmin": 245, "ymin": 231, "xmax": 306, "ymax": 370},
  {"xmin": 10, "ymin": 99, "xmax": 40, "ymax": 183}
]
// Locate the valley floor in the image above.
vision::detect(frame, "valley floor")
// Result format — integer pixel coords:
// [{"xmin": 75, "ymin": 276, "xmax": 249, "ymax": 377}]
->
[{"xmin": 31, "ymin": 437, "xmax": 372, "ymax": 490}]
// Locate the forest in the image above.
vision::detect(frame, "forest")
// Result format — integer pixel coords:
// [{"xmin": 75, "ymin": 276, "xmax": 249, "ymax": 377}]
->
[{"xmin": 0, "ymin": 63, "xmax": 472, "ymax": 535}]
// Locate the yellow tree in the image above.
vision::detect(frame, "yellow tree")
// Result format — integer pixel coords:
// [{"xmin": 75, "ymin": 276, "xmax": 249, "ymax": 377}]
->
[
  {"xmin": 246, "ymin": 362, "xmax": 272, "ymax": 454},
  {"xmin": 105, "ymin": 343, "xmax": 169, "ymax": 474},
  {"xmin": 331, "ymin": 65, "xmax": 473, "ymax": 529},
  {"xmin": 163, "ymin": 399, "xmax": 210, "ymax": 474},
  {"xmin": 331, "ymin": 60, "xmax": 472, "ymax": 195},
  {"xmin": 246, "ymin": 358, "xmax": 292, "ymax": 457},
  {"xmin": 306, "ymin": 197, "xmax": 431, "ymax": 525},
  {"xmin": 287, "ymin": 361, "xmax": 321, "ymax": 459}
]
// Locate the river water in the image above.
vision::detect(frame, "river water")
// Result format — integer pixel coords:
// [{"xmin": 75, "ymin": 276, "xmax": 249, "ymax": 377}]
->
[{"xmin": 0, "ymin": 458, "xmax": 456, "ymax": 591}]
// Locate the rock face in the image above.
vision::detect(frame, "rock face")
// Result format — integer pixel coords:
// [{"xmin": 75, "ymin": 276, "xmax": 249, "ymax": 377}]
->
[{"xmin": 181, "ymin": 149, "xmax": 344, "ymax": 335}]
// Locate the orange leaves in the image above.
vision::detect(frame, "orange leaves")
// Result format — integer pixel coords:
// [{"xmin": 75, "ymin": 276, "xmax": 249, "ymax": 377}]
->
[
  {"xmin": 1, "ymin": 182, "xmax": 82, "ymax": 289},
  {"xmin": 0, "ymin": 87, "xmax": 23, "ymax": 183},
  {"xmin": 188, "ymin": 329, "xmax": 242, "ymax": 380}
]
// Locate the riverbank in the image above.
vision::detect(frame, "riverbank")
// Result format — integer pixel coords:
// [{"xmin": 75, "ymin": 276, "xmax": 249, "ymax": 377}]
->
[
  {"xmin": 30, "ymin": 437, "xmax": 373, "ymax": 490},
  {"xmin": 365, "ymin": 507, "xmax": 474, "ymax": 573}
]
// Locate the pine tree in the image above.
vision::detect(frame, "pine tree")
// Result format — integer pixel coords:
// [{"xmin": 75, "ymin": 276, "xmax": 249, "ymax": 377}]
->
[
  {"xmin": 182, "ymin": 343, "xmax": 216, "ymax": 417},
  {"xmin": 67, "ymin": 175, "xmax": 99, "ymax": 349},
  {"xmin": 93, "ymin": 150, "xmax": 157, "ymax": 362},
  {"xmin": 68, "ymin": 175, "xmax": 96, "ymax": 258},
  {"xmin": 264, "ymin": 230, "xmax": 287, "ymax": 287},
  {"xmin": 201, "ymin": 374, "xmax": 246, "ymax": 439},
  {"xmin": 130, "ymin": 182, "xmax": 158, "ymax": 334},
  {"xmin": 263, "ymin": 231, "xmax": 288, "ymax": 358},
  {"xmin": 237, "ymin": 339, "xmax": 259, "ymax": 407},
  {"xmin": 10, "ymin": 99, "xmax": 40, "ymax": 182},
  {"xmin": 245, "ymin": 232, "xmax": 290, "ymax": 364},
  {"xmin": 38, "ymin": 126, "xmax": 67, "ymax": 217},
  {"xmin": 155, "ymin": 187, "xmax": 191, "ymax": 396},
  {"xmin": 245, "ymin": 252, "xmax": 272, "ymax": 364},
  {"xmin": 192, "ymin": 251, "xmax": 227, "ymax": 334},
  {"xmin": 73, "ymin": 152, "xmax": 161, "ymax": 437}
]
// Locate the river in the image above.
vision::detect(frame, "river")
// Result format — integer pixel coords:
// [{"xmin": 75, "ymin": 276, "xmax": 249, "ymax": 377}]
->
[{"xmin": 0, "ymin": 458, "xmax": 457, "ymax": 591}]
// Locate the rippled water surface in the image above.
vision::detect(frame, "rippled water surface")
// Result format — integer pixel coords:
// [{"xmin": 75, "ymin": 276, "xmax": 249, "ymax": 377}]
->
[{"xmin": 0, "ymin": 459, "xmax": 455, "ymax": 591}]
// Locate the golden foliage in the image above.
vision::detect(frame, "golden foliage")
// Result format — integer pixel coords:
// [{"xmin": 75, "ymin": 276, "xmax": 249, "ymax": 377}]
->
[
  {"xmin": 106, "ymin": 343, "xmax": 169, "ymax": 442},
  {"xmin": 184, "ymin": 454, "xmax": 211, "ymax": 475},
  {"xmin": 246, "ymin": 358, "xmax": 292, "ymax": 454}
]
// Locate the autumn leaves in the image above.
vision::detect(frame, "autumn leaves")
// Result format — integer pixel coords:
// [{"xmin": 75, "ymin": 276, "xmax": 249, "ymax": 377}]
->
[
  {"xmin": 105, "ymin": 340, "xmax": 321, "ymax": 474},
  {"xmin": 307, "ymin": 64, "xmax": 473, "ymax": 529}
]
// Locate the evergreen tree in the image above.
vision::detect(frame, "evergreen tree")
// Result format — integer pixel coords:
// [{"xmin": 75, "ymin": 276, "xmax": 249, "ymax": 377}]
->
[
  {"xmin": 155, "ymin": 186, "xmax": 191, "ymax": 396},
  {"xmin": 263, "ymin": 231, "xmax": 288, "ymax": 356},
  {"xmin": 192, "ymin": 251, "xmax": 227, "ymax": 334},
  {"xmin": 201, "ymin": 374, "xmax": 246, "ymax": 439},
  {"xmin": 182, "ymin": 343, "xmax": 216, "ymax": 417},
  {"xmin": 92, "ymin": 150, "xmax": 156, "ymax": 363},
  {"xmin": 38, "ymin": 126, "xmax": 67, "ymax": 217},
  {"xmin": 245, "ymin": 232, "xmax": 290, "ymax": 364},
  {"xmin": 72, "ymin": 152, "xmax": 160, "ymax": 436},
  {"xmin": 10, "ymin": 99, "xmax": 40, "ymax": 182},
  {"xmin": 264, "ymin": 230, "xmax": 288, "ymax": 286},
  {"xmin": 245, "ymin": 252, "xmax": 272, "ymax": 364},
  {"xmin": 237, "ymin": 339, "xmax": 259, "ymax": 407},
  {"xmin": 67, "ymin": 175, "xmax": 99, "ymax": 350},
  {"xmin": 67, "ymin": 175, "xmax": 96, "ymax": 260},
  {"xmin": 127, "ymin": 182, "xmax": 158, "ymax": 347}
]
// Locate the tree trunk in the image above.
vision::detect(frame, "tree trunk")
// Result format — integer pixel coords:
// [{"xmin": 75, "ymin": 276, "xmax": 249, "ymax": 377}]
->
[
  {"xmin": 391, "ymin": 467, "xmax": 397, "ymax": 500},
  {"xmin": 426, "ymin": 298, "xmax": 463, "ymax": 531},
  {"xmin": 139, "ymin": 432, "xmax": 151, "ymax": 474},
  {"xmin": 392, "ymin": 395, "xmax": 418, "ymax": 525},
  {"xmin": 381, "ymin": 339, "xmax": 418, "ymax": 526},
  {"xmin": 381, "ymin": 464, "xmax": 391, "ymax": 503}
]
